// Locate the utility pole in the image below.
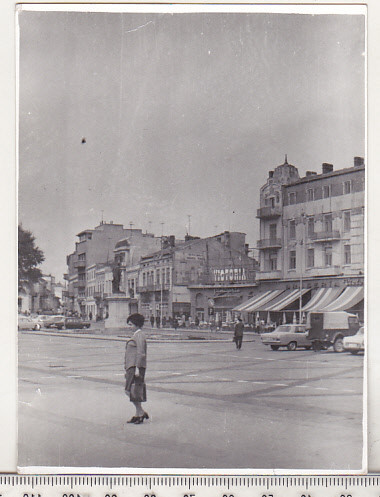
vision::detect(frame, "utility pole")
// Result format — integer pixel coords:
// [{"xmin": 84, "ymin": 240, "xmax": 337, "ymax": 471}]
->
[
  {"xmin": 299, "ymin": 213, "xmax": 306, "ymax": 324},
  {"xmin": 187, "ymin": 215, "xmax": 191, "ymax": 236},
  {"xmin": 160, "ymin": 222, "xmax": 165, "ymax": 326}
]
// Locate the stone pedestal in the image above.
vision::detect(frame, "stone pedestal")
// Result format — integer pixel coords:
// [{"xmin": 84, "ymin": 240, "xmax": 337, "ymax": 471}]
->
[{"xmin": 104, "ymin": 294, "xmax": 130, "ymax": 329}]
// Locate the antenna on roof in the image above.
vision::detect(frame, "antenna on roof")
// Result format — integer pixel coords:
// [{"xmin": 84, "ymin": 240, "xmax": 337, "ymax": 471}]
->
[{"xmin": 284, "ymin": 154, "xmax": 288, "ymax": 164}]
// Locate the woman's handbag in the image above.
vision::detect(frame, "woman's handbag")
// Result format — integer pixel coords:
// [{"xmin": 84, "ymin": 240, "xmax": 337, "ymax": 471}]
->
[{"xmin": 130, "ymin": 376, "xmax": 147, "ymax": 402}]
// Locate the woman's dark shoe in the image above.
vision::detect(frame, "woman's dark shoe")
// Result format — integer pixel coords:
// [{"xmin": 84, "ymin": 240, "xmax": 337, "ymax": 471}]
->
[
  {"xmin": 142, "ymin": 411, "xmax": 149, "ymax": 420},
  {"xmin": 134, "ymin": 416, "xmax": 144, "ymax": 424},
  {"xmin": 127, "ymin": 416, "xmax": 139, "ymax": 423}
]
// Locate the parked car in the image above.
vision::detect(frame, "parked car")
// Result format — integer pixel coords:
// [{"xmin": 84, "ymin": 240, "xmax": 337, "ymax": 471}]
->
[
  {"xmin": 261, "ymin": 324, "xmax": 312, "ymax": 351},
  {"xmin": 48, "ymin": 315, "xmax": 65, "ymax": 329},
  {"xmin": 343, "ymin": 326, "xmax": 364, "ymax": 354},
  {"xmin": 64, "ymin": 317, "xmax": 91, "ymax": 329},
  {"xmin": 307, "ymin": 311, "xmax": 360, "ymax": 352},
  {"xmin": 18, "ymin": 315, "xmax": 40, "ymax": 331},
  {"xmin": 35, "ymin": 315, "xmax": 65, "ymax": 329}
]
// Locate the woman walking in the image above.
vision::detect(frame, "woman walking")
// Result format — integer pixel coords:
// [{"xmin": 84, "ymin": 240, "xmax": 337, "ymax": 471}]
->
[{"xmin": 124, "ymin": 313, "xmax": 149, "ymax": 424}]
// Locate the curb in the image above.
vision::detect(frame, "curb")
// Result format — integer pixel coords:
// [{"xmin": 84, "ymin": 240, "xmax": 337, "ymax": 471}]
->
[{"xmin": 21, "ymin": 330, "xmax": 256, "ymax": 344}]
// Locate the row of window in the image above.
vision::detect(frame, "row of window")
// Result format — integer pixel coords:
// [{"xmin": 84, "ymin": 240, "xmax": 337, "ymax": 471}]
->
[
  {"xmin": 264, "ymin": 180, "xmax": 353, "ymax": 208},
  {"xmin": 288, "ymin": 180, "xmax": 353, "ymax": 205},
  {"xmin": 86, "ymin": 281, "xmax": 113, "ymax": 297},
  {"xmin": 265, "ymin": 211, "xmax": 352, "ymax": 241},
  {"xmin": 264, "ymin": 193, "xmax": 280, "ymax": 207},
  {"xmin": 289, "ymin": 245, "xmax": 351, "ymax": 268},
  {"xmin": 86, "ymin": 269, "xmax": 96, "ymax": 281},
  {"xmin": 142, "ymin": 267, "xmax": 171, "ymax": 287},
  {"xmin": 266, "ymin": 245, "xmax": 352, "ymax": 272},
  {"xmin": 286, "ymin": 211, "xmax": 351, "ymax": 239}
]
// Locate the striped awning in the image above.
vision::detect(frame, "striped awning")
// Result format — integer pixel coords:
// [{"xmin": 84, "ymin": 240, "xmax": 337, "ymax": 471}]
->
[
  {"xmin": 264, "ymin": 288, "xmax": 310, "ymax": 312},
  {"xmin": 233, "ymin": 290, "xmax": 284, "ymax": 312},
  {"xmin": 318, "ymin": 286, "xmax": 364, "ymax": 312},
  {"xmin": 301, "ymin": 287, "xmax": 344, "ymax": 312}
]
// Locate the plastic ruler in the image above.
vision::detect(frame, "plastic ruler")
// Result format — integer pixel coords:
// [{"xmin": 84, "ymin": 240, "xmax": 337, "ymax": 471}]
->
[{"xmin": 0, "ymin": 476, "xmax": 379, "ymax": 497}]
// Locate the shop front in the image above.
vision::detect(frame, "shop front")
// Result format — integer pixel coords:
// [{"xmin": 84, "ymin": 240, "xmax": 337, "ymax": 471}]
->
[
  {"xmin": 189, "ymin": 284, "xmax": 258, "ymax": 325},
  {"xmin": 234, "ymin": 276, "xmax": 364, "ymax": 325}
]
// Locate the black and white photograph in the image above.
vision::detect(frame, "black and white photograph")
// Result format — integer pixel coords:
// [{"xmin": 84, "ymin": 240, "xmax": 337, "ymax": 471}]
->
[{"xmin": 17, "ymin": 4, "xmax": 366, "ymax": 471}]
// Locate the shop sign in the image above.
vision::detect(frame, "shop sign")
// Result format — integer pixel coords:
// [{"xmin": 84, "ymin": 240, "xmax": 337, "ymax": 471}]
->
[
  {"xmin": 342, "ymin": 277, "xmax": 363, "ymax": 287},
  {"xmin": 186, "ymin": 254, "xmax": 204, "ymax": 260},
  {"xmin": 213, "ymin": 268, "xmax": 246, "ymax": 282},
  {"xmin": 288, "ymin": 276, "xmax": 363, "ymax": 290}
]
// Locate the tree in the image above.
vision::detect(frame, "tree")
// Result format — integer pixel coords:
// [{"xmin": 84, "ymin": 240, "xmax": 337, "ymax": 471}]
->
[{"xmin": 18, "ymin": 225, "xmax": 45, "ymax": 290}]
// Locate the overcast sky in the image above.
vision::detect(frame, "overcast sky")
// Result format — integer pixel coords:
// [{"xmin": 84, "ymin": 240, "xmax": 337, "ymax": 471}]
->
[{"xmin": 18, "ymin": 9, "xmax": 365, "ymax": 280}]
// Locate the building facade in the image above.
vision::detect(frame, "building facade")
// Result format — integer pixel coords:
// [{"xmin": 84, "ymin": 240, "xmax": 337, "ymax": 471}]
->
[
  {"xmin": 64, "ymin": 221, "xmax": 161, "ymax": 318},
  {"xmin": 236, "ymin": 157, "xmax": 365, "ymax": 322},
  {"xmin": 18, "ymin": 274, "xmax": 62, "ymax": 314},
  {"xmin": 137, "ymin": 232, "xmax": 257, "ymax": 322}
]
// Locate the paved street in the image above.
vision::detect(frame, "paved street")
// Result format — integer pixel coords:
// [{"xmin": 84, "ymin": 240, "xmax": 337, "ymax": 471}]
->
[{"xmin": 18, "ymin": 331, "xmax": 364, "ymax": 470}]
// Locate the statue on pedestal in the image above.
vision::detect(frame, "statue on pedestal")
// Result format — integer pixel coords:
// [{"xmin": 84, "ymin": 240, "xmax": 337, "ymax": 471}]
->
[{"xmin": 112, "ymin": 263, "xmax": 122, "ymax": 294}]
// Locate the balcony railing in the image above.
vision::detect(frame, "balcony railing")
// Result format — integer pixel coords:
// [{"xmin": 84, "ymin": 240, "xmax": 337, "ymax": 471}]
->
[
  {"xmin": 256, "ymin": 206, "xmax": 281, "ymax": 219},
  {"xmin": 137, "ymin": 283, "xmax": 170, "ymax": 292},
  {"xmin": 309, "ymin": 230, "xmax": 340, "ymax": 242},
  {"xmin": 74, "ymin": 260, "xmax": 86, "ymax": 268},
  {"xmin": 257, "ymin": 238, "xmax": 282, "ymax": 249},
  {"xmin": 74, "ymin": 280, "xmax": 86, "ymax": 288},
  {"xmin": 256, "ymin": 270, "xmax": 283, "ymax": 280},
  {"xmin": 305, "ymin": 265, "xmax": 342, "ymax": 276}
]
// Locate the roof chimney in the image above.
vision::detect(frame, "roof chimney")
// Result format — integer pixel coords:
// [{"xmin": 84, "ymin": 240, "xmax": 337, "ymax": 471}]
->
[
  {"xmin": 354, "ymin": 156, "xmax": 364, "ymax": 167},
  {"xmin": 268, "ymin": 170, "xmax": 274, "ymax": 178},
  {"xmin": 169, "ymin": 235, "xmax": 175, "ymax": 247},
  {"xmin": 322, "ymin": 163, "xmax": 334, "ymax": 174},
  {"xmin": 306, "ymin": 171, "xmax": 317, "ymax": 177}
]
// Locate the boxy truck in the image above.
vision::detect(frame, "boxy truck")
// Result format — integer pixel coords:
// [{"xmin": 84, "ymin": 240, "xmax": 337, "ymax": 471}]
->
[{"xmin": 307, "ymin": 311, "xmax": 360, "ymax": 352}]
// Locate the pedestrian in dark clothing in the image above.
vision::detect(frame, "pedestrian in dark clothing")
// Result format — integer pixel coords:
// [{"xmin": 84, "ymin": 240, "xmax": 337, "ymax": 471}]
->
[
  {"xmin": 89, "ymin": 311, "xmax": 93, "ymax": 321},
  {"xmin": 162, "ymin": 316, "xmax": 166, "ymax": 328},
  {"xmin": 124, "ymin": 313, "xmax": 149, "ymax": 425},
  {"xmin": 150, "ymin": 315, "xmax": 154, "ymax": 328},
  {"xmin": 195, "ymin": 316, "xmax": 199, "ymax": 328},
  {"xmin": 173, "ymin": 317, "xmax": 178, "ymax": 331},
  {"xmin": 234, "ymin": 317, "xmax": 244, "ymax": 350},
  {"xmin": 156, "ymin": 315, "xmax": 160, "ymax": 328}
]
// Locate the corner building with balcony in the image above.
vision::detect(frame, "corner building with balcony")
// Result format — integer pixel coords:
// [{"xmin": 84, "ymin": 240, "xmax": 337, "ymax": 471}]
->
[{"xmin": 237, "ymin": 157, "xmax": 365, "ymax": 322}]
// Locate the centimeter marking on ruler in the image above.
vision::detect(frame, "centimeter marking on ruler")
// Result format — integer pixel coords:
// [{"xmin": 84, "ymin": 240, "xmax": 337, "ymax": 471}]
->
[{"xmin": 0, "ymin": 476, "xmax": 380, "ymax": 489}]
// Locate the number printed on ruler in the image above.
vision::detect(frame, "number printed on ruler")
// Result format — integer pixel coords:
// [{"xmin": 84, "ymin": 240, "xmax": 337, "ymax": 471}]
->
[{"xmin": 0, "ymin": 476, "xmax": 379, "ymax": 497}]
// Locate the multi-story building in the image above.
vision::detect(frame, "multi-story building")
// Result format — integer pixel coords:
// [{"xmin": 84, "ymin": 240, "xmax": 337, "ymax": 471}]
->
[
  {"xmin": 65, "ymin": 221, "xmax": 161, "ymax": 317},
  {"xmin": 18, "ymin": 274, "xmax": 62, "ymax": 314},
  {"xmin": 137, "ymin": 232, "xmax": 257, "ymax": 322},
  {"xmin": 236, "ymin": 156, "xmax": 365, "ymax": 322}
]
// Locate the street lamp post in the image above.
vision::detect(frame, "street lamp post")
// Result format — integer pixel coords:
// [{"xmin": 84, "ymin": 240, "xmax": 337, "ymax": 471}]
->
[
  {"xmin": 160, "ymin": 222, "xmax": 164, "ymax": 327},
  {"xmin": 299, "ymin": 213, "xmax": 306, "ymax": 323}
]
